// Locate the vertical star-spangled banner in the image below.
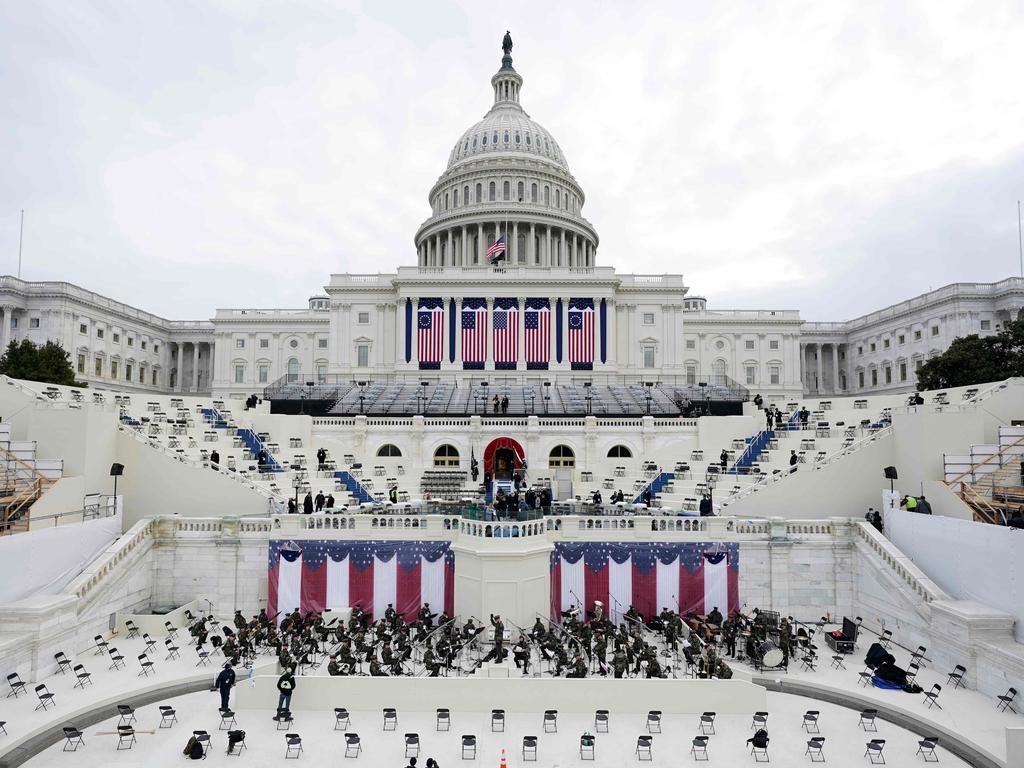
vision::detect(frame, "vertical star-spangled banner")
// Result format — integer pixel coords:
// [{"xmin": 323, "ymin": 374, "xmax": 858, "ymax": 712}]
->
[
  {"xmin": 525, "ymin": 298, "xmax": 550, "ymax": 369},
  {"xmin": 493, "ymin": 298, "xmax": 518, "ymax": 370},
  {"xmin": 549, "ymin": 542, "xmax": 739, "ymax": 625},
  {"xmin": 461, "ymin": 298, "xmax": 487, "ymax": 369},
  {"xmin": 568, "ymin": 298, "xmax": 594, "ymax": 370},
  {"xmin": 267, "ymin": 540, "xmax": 455, "ymax": 623},
  {"xmin": 417, "ymin": 298, "xmax": 444, "ymax": 369}
]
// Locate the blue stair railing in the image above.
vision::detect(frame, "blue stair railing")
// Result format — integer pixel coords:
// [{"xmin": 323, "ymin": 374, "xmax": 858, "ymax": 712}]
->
[
  {"xmin": 200, "ymin": 407, "xmax": 228, "ymax": 429},
  {"xmin": 726, "ymin": 430, "xmax": 774, "ymax": 475},
  {"xmin": 633, "ymin": 472, "xmax": 675, "ymax": 505},
  {"xmin": 119, "ymin": 411, "xmax": 142, "ymax": 429},
  {"xmin": 236, "ymin": 428, "xmax": 284, "ymax": 473},
  {"xmin": 335, "ymin": 470, "xmax": 377, "ymax": 504}
]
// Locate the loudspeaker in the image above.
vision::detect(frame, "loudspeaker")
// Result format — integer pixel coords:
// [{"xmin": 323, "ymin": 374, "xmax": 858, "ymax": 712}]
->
[
  {"xmin": 883, "ymin": 466, "xmax": 898, "ymax": 480},
  {"xmin": 110, "ymin": 462, "xmax": 125, "ymax": 477}
]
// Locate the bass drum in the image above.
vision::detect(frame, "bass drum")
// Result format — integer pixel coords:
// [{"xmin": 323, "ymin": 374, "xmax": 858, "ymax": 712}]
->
[{"xmin": 758, "ymin": 640, "xmax": 784, "ymax": 667}]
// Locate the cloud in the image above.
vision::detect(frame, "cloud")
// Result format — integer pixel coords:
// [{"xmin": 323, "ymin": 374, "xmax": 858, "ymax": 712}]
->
[{"xmin": 0, "ymin": 0, "xmax": 1021, "ymax": 321}]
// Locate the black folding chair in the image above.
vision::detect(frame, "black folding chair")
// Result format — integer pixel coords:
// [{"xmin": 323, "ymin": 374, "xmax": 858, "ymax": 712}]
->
[
  {"xmin": 405, "ymin": 733, "xmax": 420, "ymax": 757},
  {"xmin": 118, "ymin": 704, "xmax": 137, "ymax": 727},
  {"xmin": 646, "ymin": 710, "xmax": 661, "ymax": 733},
  {"xmin": 194, "ymin": 730, "xmax": 211, "ymax": 757},
  {"xmin": 165, "ymin": 638, "xmax": 180, "ymax": 660},
  {"xmin": 285, "ymin": 733, "xmax": 303, "ymax": 759},
  {"xmin": 220, "ymin": 709, "xmax": 237, "ymax": 730},
  {"xmin": 7, "ymin": 673, "xmax": 27, "ymax": 698},
  {"xmin": 579, "ymin": 734, "xmax": 595, "ymax": 760},
  {"xmin": 544, "ymin": 709, "xmax": 558, "ymax": 732},
  {"xmin": 159, "ymin": 705, "xmax": 178, "ymax": 728},
  {"xmin": 108, "ymin": 647, "xmax": 125, "ymax": 670},
  {"xmin": 947, "ymin": 664, "xmax": 966, "ymax": 689},
  {"xmin": 522, "ymin": 735, "xmax": 538, "ymax": 761},
  {"xmin": 335, "ymin": 707, "xmax": 351, "ymax": 730},
  {"xmin": 383, "ymin": 707, "xmax": 397, "ymax": 730},
  {"xmin": 802, "ymin": 710, "xmax": 820, "ymax": 733},
  {"xmin": 93, "ymin": 635, "xmax": 109, "ymax": 656},
  {"xmin": 751, "ymin": 711, "xmax": 769, "ymax": 729},
  {"xmin": 636, "ymin": 735, "xmax": 653, "ymax": 761},
  {"xmin": 700, "ymin": 711, "xmax": 716, "ymax": 734},
  {"xmin": 491, "ymin": 709, "xmax": 505, "ymax": 732},
  {"xmin": 125, "ymin": 620, "xmax": 140, "ymax": 639},
  {"xmin": 345, "ymin": 733, "xmax": 361, "ymax": 758},
  {"xmin": 462, "ymin": 734, "xmax": 477, "ymax": 759},
  {"xmin": 54, "ymin": 652, "xmax": 73, "ymax": 675},
  {"xmin": 805, "ymin": 736, "xmax": 825, "ymax": 762},
  {"xmin": 34, "ymin": 684, "xmax": 56, "ymax": 711},
  {"xmin": 865, "ymin": 738, "xmax": 886, "ymax": 764},
  {"xmin": 916, "ymin": 737, "xmax": 939, "ymax": 763},
  {"xmin": 72, "ymin": 664, "xmax": 92, "ymax": 689},
  {"xmin": 62, "ymin": 726, "xmax": 85, "ymax": 752},
  {"xmin": 690, "ymin": 735, "xmax": 709, "ymax": 761},
  {"xmin": 858, "ymin": 709, "xmax": 878, "ymax": 731},
  {"xmin": 138, "ymin": 654, "xmax": 155, "ymax": 677},
  {"xmin": 998, "ymin": 687, "xmax": 1018, "ymax": 713},
  {"xmin": 923, "ymin": 684, "xmax": 942, "ymax": 710},
  {"xmin": 117, "ymin": 725, "xmax": 136, "ymax": 750},
  {"xmin": 436, "ymin": 708, "xmax": 450, "ymax": 731},
  {"xmin": 594, "ymin": 710, "xmax": 609, "ymax": 732}
]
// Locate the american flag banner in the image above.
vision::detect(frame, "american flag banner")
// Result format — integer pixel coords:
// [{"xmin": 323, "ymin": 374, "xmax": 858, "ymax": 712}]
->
[
  {"xmin": 417, "ymin": 298, "xmax": 444, "ymax": 370},
  {"xmin": 461, "ymin": 298, "xmax": 487, "ymax": 370},
  {"xmin": 568, "ymin": 298, "xmax": 595, "ymax": 370},
  {"xmin": 549, "ymin": 542, "xmax": 739, "ymax": 626},
  {"xmin": 267, "ymin": 540, "xmax": 455, "ymax": 624},
  {"xmin": 493, "ymin": 298, "xmax": 518, "ymax": 369},
  {"xmin": 525, "ymin": 298, "xmax": 550, "ymax": 369}
]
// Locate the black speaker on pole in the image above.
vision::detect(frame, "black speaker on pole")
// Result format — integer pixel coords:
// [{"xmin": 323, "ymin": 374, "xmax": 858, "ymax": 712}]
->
[
  {"xmin": 883, "ymin": 466, "xmax": 897, "ymax": 480},
  {"xmin": 110, "ymin": 463, "xmax": 125, "ymax": 513}
]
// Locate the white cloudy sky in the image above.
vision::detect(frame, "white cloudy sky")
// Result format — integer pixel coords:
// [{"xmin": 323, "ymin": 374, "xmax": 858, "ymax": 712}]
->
[{"xmin": 1, "ymin": 0, "xmax": 1023, "ymax": 321}]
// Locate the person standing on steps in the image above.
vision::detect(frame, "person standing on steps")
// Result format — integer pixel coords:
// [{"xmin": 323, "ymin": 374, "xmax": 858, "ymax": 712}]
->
[
  {"xmin": 214, "ymin": 662, "xmax": 235, "ymax": 712},
  {"xmin": 275, "ymin": 666, "xmax": 296, "ymax": 717}
]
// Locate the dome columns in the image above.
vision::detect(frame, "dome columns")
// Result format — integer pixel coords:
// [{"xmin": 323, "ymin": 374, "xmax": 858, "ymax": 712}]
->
[{"xmin": 416, "ymin": 219, "xmax": 595, "ymax": 269}]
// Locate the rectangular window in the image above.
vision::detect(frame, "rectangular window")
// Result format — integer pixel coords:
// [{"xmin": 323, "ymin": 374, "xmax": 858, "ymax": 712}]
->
[
  {"xmin": 234, "ymin": 365, "xmax": 245, "ymax": 384},
  {"xmin": 112, "ymin": 333, "xmax": 119, "ymax": 343},
  {"xmin": 885, "ymin": 367, "xmax": 892, "ymax": 384},
  {"xmin": 260, "ymin": 338, "xmax": 269, "ymax": 348},
  {"xmin": 915, "ymin": 359, "xmax": 923, "ymax": 372},
  {"xmin": 900, "ymin": 363, "xmax": 907, "ymax": 381},
  {"xmin": 981, "ymin": 319, "xmax": 991, "ymax": 330},
  {"xmin": 77, "ymin": 354, "xmax": 85, "ymax": 373},
  {"xmin": 642, "ymin": 313, "xmax": 655, "ymax": 325},
  {"xmin": 235, "ymin": 338, "xmax": 245, "ymax": 348},
  {"xmin": 769, "ymin": 366, "xmax": 780, "ymax": 385},
  {"xmin": 258, "ymin": 364, "xmax": 269, "ymax": 384},
  {"xmin": 745, "ymin": 365, "xmax": 756, "ymax": 385},
  {"xmin": 29, "ymin": 318, "xmax": 40, "ymax": 329},
  {"xmin": 769, "ymin": 340, "xmax": 779, "ymax": 350},
  {"xmin": 10, "ymin": 317, "xmax": 16, "ymax": 329},
  {"xmin": 897, "ymin": 335, "xmax": 905, "ymax": 345},
  {"xmin": 125, "ymin": 364, "xmax": 133, "ymax": 381},
  {"xmin": 931, "ymin": 326, "xmax": 939, "ymax": 336},
  {"xmin": 744, "ymin": 340, "xmax": 755, "ymax": 350},
  {"xmin": 139, "ymin": 367, "xmax": 144, "ymax": 383},
  {"xmin": 685, "ymin": 366, "xmax": 697, "ymax": 386},
  {"xmin": 152, "ymin": 370, "xmax": 158, "ymax": 386},
  {"xmin": 914, "ymin": 330, "xmax": 922, "ymax": 341},
  {"xmin": 358, "ymin": 312, "xmax": 370, "ymax": 324},
  {"xmin": 883, "ymin": 339, "xmax": 890, "ymax": 349},
  {"xmin": 317, "ymin": 364, "xmax": 328, "ymax": 382},
  {"xmin": 857, "ymin": 346, "xmax": 863, "ymax": 355},
  {"xmin": 141, "ymin": 340, "xmax": 147, "ymax": 350},
  {"xmin": 643, "ymin": 347, "xmax": 655, "ymax": 368},
  {"xmin": 685, "ymin": 339, "xmax": 695, "ymax": 350},
  {"xmin": 127, "ymin": 337, "xmax": 133, "ymax": 346},
  {"xmin": 96, "ymin": 328, "xmax": 104, "ymax": 339},
  {"xmin": 871, "ymin": 369, "xmax": 878, "ymax": 386},
  {"xmin": 869, "ymin": 343, "xmax": 876, "ymax": 352},
  {"xmin": 110, "ymin": 361, "xmax": 118, "ymax": 379},
  {"xmin": 858, "ymin": 371, "xmax": 865, "ymax": 388},
  {"xmin": 357, "ymin": 345, "xmax": 369, "ymax": 367},
  {"xmin": 318, "ymin": 338, "xmax": 328, "ymax": 349},
  {"xmin": 154, "ymin": 343, "xmax": 159, "ymax": 354},
  {"xmin": 79, "ymin": 323, "xmax": 87, "ymax": 334},
  {"xmin": 95, "ymin": 358, "xmax": 103, "ymax": 376}
]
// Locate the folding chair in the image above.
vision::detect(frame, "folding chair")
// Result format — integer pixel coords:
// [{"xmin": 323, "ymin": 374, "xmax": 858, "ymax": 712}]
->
[
  {"xmin": 998, "ymin": 687, "xmax": 1018, "ymax": 713},
  {"xmin": 159, "ymin": 705, "xmax": 178, "ymax": 728},
  {"xmin": 802, "ymin": 710, "xmax": 820, "ymax": 733},
  {"xmin": 142, "ymin": 633, "xmax": 158, "ymax": 654},
  {"xmin": 227, "ymin": 730, "xmax": 247, "ymax": 756},
  {"xmin": 699, "ymin": 711, "xmax": 716, "ymax": 734},
  {"xmin": 910, "ymin": 645, "xmax": 927, "ymax": 667},
  {"xmin": 805, "ymin": 736, "xmax": 825, "ymax": 762},
  {"xmin": 194, "ymin": 730, "xmax": 211, "ymax": 757},
  {"xmin": 594, "ymin": 710, "xmax": 609, "ymax": 732},
  {"xmin": 165, "ymin": 638, "xmax": 180, "ymax": 660},
  {"xmin": 636, "ymin": 735, "xmax": 653, "ymax": 761},
  {"xmin": 491, "ymin": 709, "xmax": 505, "ymax": 732},
  {"xmin": 117, "ymin": 725, "xmax": 137, "ymax": 750},
  {"xmin": 801, "ymin": 652, "xmax": 818, "ymax": 671},
  {"xmin": 125, "ymin": 620, "xmax": 140, "ymax": 639},
  {"xmin": 462, "ymin": 734, "xmax": 477, "ymax": 759},
  {"xmin": 54, "ymin": 651, "xmax": 74, "ymax": 675},
  {"xmin": 138, "ymin": 654, "xmax": 155, "ymax": 677},
  {"xmin": 196, "ymin": 648, "xmax": 211, "ymax": 667},
  {"xmin": 646, "ymin": 710, "xmax": 661, "ymax": 733},
  {"xmin": 335, "ymin": 708, "xmax": 351, "ymax": 730},
  {"xmin": 220, "ymin": 709, "xmax": 237, "ymax": 730},
  {"xmin": 522, "ymin": 735, "xmax": 538, "ymax": 761},
  {"xmin": 830, "ymin": 654, "xmax": 846, "ymax": 670},
  {"xmin": 916, "ymin": 737, "xmax": 939, "ymax": 762},
  {"xmin": 865, "ymin": 738, "xmax": 886, "ymax": 764},
  {"xmin": 165, "ymin": 621, "xmax": 179, "ymax": 640},
  {"xmin": 108, "ymin": 647, "xmax": 125, "ymax": 670},
  {"xmin": 878, "ymin": 630, "xmax": 893, "ymax": 649},
  {"xmin": 579, "ymin": 734, "xmax": 595, "ymax": 760},
  {"xmin": 690, "ymin": 735, "xmax": 709, "ymax": 761},
  {"xmin": 859, "ymin": 668, "xmax": 874, "ymax": 687},
  {"xmin": 751, "ymin": 711, "xmax": 769, "ymax": 729},
  {"xmin": 285, "ymin": 733, "xmax": 303, "ymax": 759},
  {"xmin": 345, "ymin": 733, "xmax": 361, "ymax": 758},
  {"xmin": 404, "ymin": 733, "xmax": 420, "ymax": 758},
  {"xmin": 0, "ymin": 721, "xmax": 6, "ymax": 735},
  {"xmin": 62, "ymin": 726, "xmax": 85, "ymax": 752},
  {"xmin": 923, "ymin": 684, "xmax": 942, "ymax": 710},
  {"xmin": 750, "ymin": 737, "xmax": 769, "ymax": 763},
  {"xmin": 436, "ymin": 708, "xmax": 450, "ymax": 731},
  {"xmin": 7, "ymin": 673, "xmax": 27, "ymax": 698},
  {"xmin": 543, "ymin": 709, "xmax": 558, "ymax": 732},
  {"xmin": 905, "ymin": 662, "xmax": 920, "ymax": 685},
  {"xmin": 93, "ymin": 635, "xmax": 109, "ymax": 655},
  {"xmin": 859, "ymin": 709, "xmax": 878, "ymax": 731},
  {"xmin": 947, "ymin": 664, "xmax": 966, "ymax": 689},
  {"xmin": 276, "ymin": 710, "xmax": 294, "ymax": 730},
  {"xmin": 383, "ymin": 707, "xmax": 397, "ymax": 730},
  {"xmin": 118, "ymin": 704, "xmax": 137, "ymax": 726},
  {"xmin": 34, "ymin": 684, "xmax": 56, "ymax": 711},
  {"xmin": 72, "ymin": 664, "xmax": 92, "ymax": 689}
]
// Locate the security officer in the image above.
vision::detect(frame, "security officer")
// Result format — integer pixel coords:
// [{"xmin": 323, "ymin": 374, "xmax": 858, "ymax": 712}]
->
[{"xmin": 612, "ymin": 649, "xmax": 627, "ymax": 679}]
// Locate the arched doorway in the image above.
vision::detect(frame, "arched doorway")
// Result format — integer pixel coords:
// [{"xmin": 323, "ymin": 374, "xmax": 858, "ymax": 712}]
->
[{"xmin": 483, "ymin": 437, "xmax": 525, "ymax": 482}]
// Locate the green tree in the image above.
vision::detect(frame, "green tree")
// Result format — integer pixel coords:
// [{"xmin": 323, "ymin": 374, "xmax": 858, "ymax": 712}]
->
[
  {"xmin": 916, "ymin": 319, "xmax": 1024, "ymax": 390},
  {"xmin": 0, "ymin": 339, "xmax": 84, "ymax": 387}
]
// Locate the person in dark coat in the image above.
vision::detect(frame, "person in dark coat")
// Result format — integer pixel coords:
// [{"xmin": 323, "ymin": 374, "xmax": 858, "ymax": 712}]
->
[
  {"xmin": 699, "ymin": 494, "xmax": 713, "ymax": 517},
  {"xmin": 325, "ymin": 493, "xmax": 335, "ymax": 509},
  {"xmin": 316, "ymin": 447, "xmax": 327, "ymax": 471},
  {"xmin": 209, "ymin": 449, "xmax": 220, "ymax": 469},
  {"xmin": 214, "ymin": 663, "xmax": 236, "ymax": 711},
  {"xmin": 287, "ymin": 497, "xmax": 297, "ymax": 514},
  {"xmin": 314, "ymin": 491, "xmax": 325, "ymax": 513},
  {"xmin": 303, "ymin": 492, "xmax": 314, "ymax": 515},
  {"xmin": 275, "ymin": 667, "xmax": 296, "ymax": 715}
]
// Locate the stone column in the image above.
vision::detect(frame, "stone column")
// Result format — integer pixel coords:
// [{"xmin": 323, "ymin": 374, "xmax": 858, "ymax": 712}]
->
[
  {"xmin": 544, "ymin": 226, "xmax": 552, "ymax": 268},
  {"xmin": 485, "ymin": 297, "xmax": 494, "ymax": 368},
  {"xmin": 207, "ymin": 342, "xmax": 215, "ymax": 387},
  {"xmin": 446, "ymin": 229, "xmax": 453, "ymax": 268},
  {"xmin": 192, "ymin": 343, "xmax": 200, "ymax": 391},
  {"xmin": 454, "ymin": 299, "xmax": 462, "ymax": 367},
  {"xmin": 376, "ymin": 304, "xmax": 386, "ymax": 367},
  {"xmin": 662, "ymin": 305, "xmax": 673, "ymax": 369},
  {"xmin": 529, "ymin": 223, "xmax": 536, "ymax": 266},
  {"xmin": 559, "ymin": 229, "xmax": 566, "ymax": 268},
  {"xmin": 512, "ymin": 222, "xmax": 519, "ymax": 264},
  {"xmin": 605, "ymin": 298, "xmax": 617, "ymax": 368},
  {"xmin": 477, "ymin": 223, "xmax": 484, "ymax": 265},
  {"xmin": 517, "ymin": 296, "xmax": 526, "ymax": 370},
  {"xmin": 0, "ymin": 306, "xmax": 11, "ymax": 353},
  {"xmin": 815, "ymin": 344, "xmax": 823, "ymax": 395},
  {"xmin": 461, "ymin": 225, "xmax": 468, "ymax": 267}
]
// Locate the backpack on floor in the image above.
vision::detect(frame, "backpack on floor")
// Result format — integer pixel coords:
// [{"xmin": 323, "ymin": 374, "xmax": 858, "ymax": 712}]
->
[{"xmin": 184, "ymin": 736, "xmax": 204, "ymax": 760}]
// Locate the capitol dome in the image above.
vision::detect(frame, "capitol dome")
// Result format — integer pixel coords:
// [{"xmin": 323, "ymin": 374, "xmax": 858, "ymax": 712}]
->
[{"xmin": 415, "ymin": 45, "xmax": 598, "ymax": 271}]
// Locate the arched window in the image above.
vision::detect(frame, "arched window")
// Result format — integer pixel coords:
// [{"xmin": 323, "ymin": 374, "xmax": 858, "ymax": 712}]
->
[
  {"xmin": 607, "ymin": 445, "xmax": 633, "ymax": 458},
  {"xmin": 712, "ymin": 359, "xmax": 728, "ymax": 386},
  {"xmin": 489, "ymin": 182, "xmax": 496, "ymax": 202},
  {"xmin": 555, "ymin": 189, "xmax": 561, "ymax": 207},
  {"xmin": 531, "ymin": 183, "xmax": 538, "ymax": 203},
  {"xmin": 482, "ymin": 134, "xmax": 487, "ymax": 146},
  {"xmin": 444, "ymin": 192, "xmax": 449, "ymax": 210},
  {"xmin": 503, "ymin": 180, "xmax": 510, "ymax": 200},
  {"xmin": 463, "ymin": 185, "xmax": 469, "ymax": 205},
  {"xmin": 287, "ymin": 358, "xmax": 299, "ymax": 383},
  {"xmin": 544, "ymin": 186, "xmax": 550, "ymax": 205},
  {"xmin": 475, "ymin": 183, "xmax": 482, "ymax": 203},
  {"xmin": 503, "ymin": 131, "xmax": 509, "ymax": 143},
  {"xmin": 517, "ymin": 181, "xmax": 524, "ymax": 201},
  {"xmin": 514, "ymin": 132, "xmax": 520, "ymax": 144},
  {"xmin": 548, "ymin": 445, "xmax": 575, "ymax": 468},
  {"xmin": 433, "ymin": 444, "xmax": 460, "ymax": 467},
  {"xmin": 453, "ymin": 189, "xmax": 459, "ymax": 207},
  {"xmin": 493, "ymin": 132, "xmax": 498, "ymax": 144},
  {"xmin": 376, "ymin": 444, "xmax": 402, "ymax": 457}
]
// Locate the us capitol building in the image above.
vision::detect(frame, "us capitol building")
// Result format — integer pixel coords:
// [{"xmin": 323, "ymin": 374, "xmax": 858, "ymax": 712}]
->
[{"xmin": 2, "ymin": 42, "xmax": 1022, "ymax": 402}]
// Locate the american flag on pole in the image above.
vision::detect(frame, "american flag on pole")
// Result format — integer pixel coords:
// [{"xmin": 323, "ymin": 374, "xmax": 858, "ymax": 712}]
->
[
  {"xmin": 417, "ymin": 298, "xmax": 444, "ymax": 370},
  {"xmin": 525, "ymin": 298, "xmax": 550, "ymax": 369},
  {"xmin": 268, "ymin": 540, "xmax": 455, "ymax": 623},
  {"xmin": 487, "ymin": 234, "xmax": 507, "ymax": 264},
  {"xmin": 461, "ymin": 298, "xmax": 487, "ymax": 370},
  {"xmin": 493, "ymin": 298, "xmax": 518, "ymax": 370},
  {"xmin": 568, "ymin": 298, "xmax": 595, "ymax": 370}
]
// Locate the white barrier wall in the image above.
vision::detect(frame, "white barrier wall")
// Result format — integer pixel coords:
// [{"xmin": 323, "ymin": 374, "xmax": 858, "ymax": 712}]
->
[
  {"xmin": 884, "ymin": 509, "xmax": 1024, "ymax": 643},
  {"xmin": 234, "ymin": 674, "xmax": 767, "ymax": 715}
]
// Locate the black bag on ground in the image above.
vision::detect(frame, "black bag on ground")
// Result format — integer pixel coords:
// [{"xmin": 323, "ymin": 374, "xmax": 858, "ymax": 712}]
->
[
  {"xmin": 227, "ymin": 730, "xmax": 246, "ymax": 753},
  {"xmin": 183, "ymin": 735, "xmax": 204, "ymax": 760}
]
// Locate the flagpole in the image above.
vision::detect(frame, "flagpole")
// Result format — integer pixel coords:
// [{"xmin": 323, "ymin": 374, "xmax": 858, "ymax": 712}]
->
[
  {"xmin": 1018, "ymin": 200, "xmax": 1023, "ymax": 279},
  {"xmin": 18, "ymin": 209, "xmax": 24, "ymax": 279}
]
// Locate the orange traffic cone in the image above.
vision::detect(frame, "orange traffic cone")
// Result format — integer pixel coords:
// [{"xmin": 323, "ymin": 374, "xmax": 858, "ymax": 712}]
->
[{"xmin": 499, "ymin": 748, "xmax": 507, "ymax": 768}]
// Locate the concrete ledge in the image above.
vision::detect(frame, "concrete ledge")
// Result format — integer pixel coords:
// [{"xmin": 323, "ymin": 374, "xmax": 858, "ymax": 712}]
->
[{"xmin": 754, "ymin": 675, "xmax": 1004, "ymax": 768}]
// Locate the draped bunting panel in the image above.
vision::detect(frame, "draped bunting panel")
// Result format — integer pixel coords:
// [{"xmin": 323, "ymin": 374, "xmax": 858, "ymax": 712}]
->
[
  {"xmin": 267, "ymin": 540, "xmax": 455, "ymax": 624},
  {"xmin": 568, "ymin": 298, "xmax": 595, "ymax": 370},
  {"xmin": 461, "ymin": 298, "xmax": 487, "ymax": 369},
  {"xmin": 417, "ymin": 298, "xmax": 444, "ymax": 369},
  {"xmin": 549, "ymin": 542, "xmax": 739, "ymax": 625},
  {"xmin": 493, "ymin": 298, "xmax": 519, "ymax": 369},
  {"xmin": 525, "ymin": 298, "xmax": 550, "ymax": 369}
]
